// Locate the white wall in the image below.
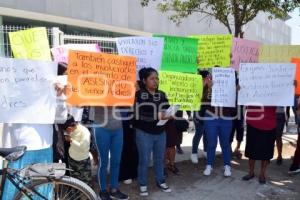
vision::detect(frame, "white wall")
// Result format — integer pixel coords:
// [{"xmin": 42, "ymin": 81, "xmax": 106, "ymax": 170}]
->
[{"xmin": 0, "ymin": 0, "xmax": 292, "ymax": 44}]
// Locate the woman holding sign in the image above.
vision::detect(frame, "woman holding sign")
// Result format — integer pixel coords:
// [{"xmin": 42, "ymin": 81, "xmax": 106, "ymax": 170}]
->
[
  {"xmin": 133, "ymin": 68, "xmax": 172, "ymax": 197},
  {"xmin": 242, "ymin": 106, "xmax": 277, "ymax": 184},
  {"xmin": 202, "ymin": 69, "xmax": 234, "ymax": 177}
]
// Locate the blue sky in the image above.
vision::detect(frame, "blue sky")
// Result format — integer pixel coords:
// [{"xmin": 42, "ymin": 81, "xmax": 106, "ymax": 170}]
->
[{"xmin": 286, "ymin": 9, "xmax": 300, "ymax": 44}]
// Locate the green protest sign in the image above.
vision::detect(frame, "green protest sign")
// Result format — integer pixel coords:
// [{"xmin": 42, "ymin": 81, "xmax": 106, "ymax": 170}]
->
[{"xmin": 154, "ymin": 35, "xmax": 198, "ymax": 73}]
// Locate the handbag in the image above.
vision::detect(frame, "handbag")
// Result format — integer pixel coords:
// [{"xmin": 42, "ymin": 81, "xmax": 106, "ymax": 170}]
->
[{"xmin": 174, "ymin": 118, "xmax": 189, "ymax": 132}]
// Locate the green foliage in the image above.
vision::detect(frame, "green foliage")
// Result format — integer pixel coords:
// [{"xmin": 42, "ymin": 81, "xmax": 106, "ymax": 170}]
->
[{"xmin": 141, "ymin": 0, "xmax": 300, "ymax": 37}]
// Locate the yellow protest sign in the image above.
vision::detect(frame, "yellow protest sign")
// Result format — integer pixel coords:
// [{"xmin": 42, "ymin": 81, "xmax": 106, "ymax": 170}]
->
[
  {"xmin": 259, "ymin": 45, "xmax": 300, "ymax": 63},
  {"xmin": 159, "ymin": 71, "xmax": 203, "ymax": 111},
  {"xmin": 190, "ymin": 34, "xmax": 232, "ymax": 68},
  {"xmin": 9, "ymin": 27, "xmax": 51, "ymax": 61}
]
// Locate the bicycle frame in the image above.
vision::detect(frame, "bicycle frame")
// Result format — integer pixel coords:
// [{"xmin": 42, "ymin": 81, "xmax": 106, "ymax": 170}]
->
[{"xmin": 0, "ymin": 160, "xmax": 47, "ymax": 200}]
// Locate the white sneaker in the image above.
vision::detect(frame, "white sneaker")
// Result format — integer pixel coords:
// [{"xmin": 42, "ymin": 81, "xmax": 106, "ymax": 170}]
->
[
  {"xmin": 123, "ymin": 179, "xmax": 132, "ymax": 185},
  {"xmin": 203, "ymin": 165, "xmax": 213, "ymax": 176},
  {"xmin": 224, "ymin": 165, "xmax": 232, "ymax": 177},
  {"xmin": 157, "ymin": 182, "xmax": 172, "ymax": 193},
  {"xmin": 190, "ymin": 153, "xmax": 199, "ymax": 164},
  {"xmin": 140, "ymin": 186, "xmax": 149, "ymax": 196}
]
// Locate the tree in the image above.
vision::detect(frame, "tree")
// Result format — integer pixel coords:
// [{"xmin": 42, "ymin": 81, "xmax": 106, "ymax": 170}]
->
[{"xmin": 141, "ymin": 0, "xmax": 300, "ymax": 38}]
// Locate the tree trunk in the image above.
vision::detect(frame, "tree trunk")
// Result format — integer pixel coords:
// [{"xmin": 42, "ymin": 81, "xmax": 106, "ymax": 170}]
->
[{"xmin": 234, "ymin": 23, "xmax": 244, "ymax": 38}]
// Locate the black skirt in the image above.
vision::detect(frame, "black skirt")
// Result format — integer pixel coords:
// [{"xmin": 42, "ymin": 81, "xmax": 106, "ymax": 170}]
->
[
  {"xmin": 166, "ymin": 120, "xmax": 182, "ymax": 148},
  {"xmin": 245, "ymin": 125, "xmax": 276, "ymax": 161}
]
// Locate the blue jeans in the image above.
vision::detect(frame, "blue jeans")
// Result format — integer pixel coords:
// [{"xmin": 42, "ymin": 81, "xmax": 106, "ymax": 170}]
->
[
  {"xmin": 93, "ymin": 127, "xmax": 123, "ymax": 191},
  {"xmin": 135, "ymin": 129, "xmax": 166, "ymax": 186},
  {"xmin": 192, "ymin": 119, "xmax": 207, "ymax": 154},
  {"xmin": 204, "ymin": 116, "xmax": 233, "ymax": 166},
  {"xmin": 3, "ymin": 147, "xmax": 53, "ymax": 200}
]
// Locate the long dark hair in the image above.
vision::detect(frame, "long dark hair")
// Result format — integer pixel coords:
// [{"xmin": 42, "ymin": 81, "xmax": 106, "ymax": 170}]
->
[
  {"xmin": 58, "ymin": 62, "xmax": 67, "ymax": 75},
  {"xmin": 138, "ymin": 67, "xmax": 158, "ymax": 89}
]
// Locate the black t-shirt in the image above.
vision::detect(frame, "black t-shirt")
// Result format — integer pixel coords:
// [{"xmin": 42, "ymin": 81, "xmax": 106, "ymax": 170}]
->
[{"xmin": 133, "ymin": 89, "xmax": 169, "ymax": 134}]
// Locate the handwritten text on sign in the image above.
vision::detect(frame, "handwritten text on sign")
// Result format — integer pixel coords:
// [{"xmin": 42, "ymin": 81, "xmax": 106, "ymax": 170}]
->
[
  {"xmin": 0, "ymin": 58, "xmax": 57, "ymax": 123},
  {"xmin": 67, "ymin": 50, "xmax": 137, "ymax": 106},
  {"xmin": 212, "ymin": 68, "xmax": 236, "ymax": 107},
  {"xmin": 116, "ymin": 37, "xmax": 164, "ymax": 78},
  {"xmin": 154, "ymin": 35, "xmax": 198, "ymax": 73},
  {"xmin": 259, "ymin": 45, "xmax": 300, "ymax": 63},
  {"xmin": 51, "ymin": 43, "xmax": 101, "ymax": 63},
  {"xmin": 9, "ymin": 27, "xmax": 52, "ymax": 61},
  {"xmin": 238, "ymin": 63, "xmax": 296, "ymax": 106},
  {"xmin": 231, "ymin": 38, "xmax": 260, "ymax": 70},
  {"xmin": 190, "ymin": 34, "xmax": 232, "ymax": 68},
  {"xmin": 159, "ymin": 71, "xmax": 203, "ymax": 111}
]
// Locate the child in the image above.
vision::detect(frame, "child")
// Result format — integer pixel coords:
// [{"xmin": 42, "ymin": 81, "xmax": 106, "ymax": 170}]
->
[{"xmin": 62, "ymin": 116, "xmax": 92, "ymax": 186}]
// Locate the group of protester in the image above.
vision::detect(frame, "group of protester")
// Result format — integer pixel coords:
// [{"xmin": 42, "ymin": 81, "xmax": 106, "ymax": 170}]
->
[{"xmin": 1, "ymin": 63, "xmax": 300, "ymax": 200}]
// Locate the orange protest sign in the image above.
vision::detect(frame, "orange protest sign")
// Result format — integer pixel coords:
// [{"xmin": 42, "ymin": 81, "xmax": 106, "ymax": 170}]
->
[
  {"xmin": 292, "ymin": 58, "xmax": 300, "ymax": 95},
  {"xmin": 67, "ymin": 50, "xmax": 136, "ymax": 106}
]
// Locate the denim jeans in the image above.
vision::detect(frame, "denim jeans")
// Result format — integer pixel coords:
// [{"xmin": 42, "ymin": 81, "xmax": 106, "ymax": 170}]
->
[
  {"xmin": 135, "ymin": 129, "xmax": 166, "ymax": 186},
  {"xmin": 192, "ymin": 119, "xmax": 207, "ymax": 154},
  {"xmin": 93, "ymin": 127, "xmax": 123, "ymax": 191},
  {"xmin": 204, "ymin": 115, "xmax": 233, "ymax": 166}
]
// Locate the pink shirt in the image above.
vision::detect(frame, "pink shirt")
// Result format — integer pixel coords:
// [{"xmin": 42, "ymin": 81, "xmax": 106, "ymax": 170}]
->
[{"xmin": 246, "ymin": 106, "xmax": 276, "ymax": 131}]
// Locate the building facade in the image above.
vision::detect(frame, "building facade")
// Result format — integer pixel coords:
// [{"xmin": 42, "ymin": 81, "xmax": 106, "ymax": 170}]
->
[{"xmin": 0, "ymin": 0, "xmax": 291, "ymax": 44}]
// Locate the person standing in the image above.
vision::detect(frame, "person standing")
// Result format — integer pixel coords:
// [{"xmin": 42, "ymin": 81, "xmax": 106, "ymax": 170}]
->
[
  {"xmin": 202, "ymin": 75, "xmax": 234, "ymax": 177},
  {"xmin": 289, "ymin": 96, "xmax": 300, "ymax": 173},
  {"xmin": 190, "ymin": 70, "xmax": 210, "ymax": 163},
  {"xmin": 119, "ymin": 111, "xmax": 139, "ymax": 184},
  {"xmin": 62, "ymin": 116, "xmax": 92, "ymax": 186},
  {"xmin": 134, "ymin": 68, "xmax": 172, "ymax": 197},
  {"xmin": 2, "ymin": 124, "xmax": 54, "ymax": 200},
  {"xmin": 230, "ymin": 74, "xmax": 244, "ymax": 159},
  {"xmin": 93, "ymin": 107, "xmax": 129, "ymax": 200},
  {"xmin": 275, "ymin": 106, "xmax": 286, "ymax": 165},
  {"xmin": 242, "ymin": 106, "xmax": 277, "ymax": 184}
]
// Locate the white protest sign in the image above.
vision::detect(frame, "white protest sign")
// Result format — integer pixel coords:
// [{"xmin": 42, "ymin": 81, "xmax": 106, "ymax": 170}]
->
[
  {"xmin": 116, "ymin": 37, "xmax": 164, "ymax": 79},
  {"xmin": 51, "ymin": 44, "xmax": 101, "ymax": 63},
  {"xmin": 157, "ymin": 105, "xmax": 180, "ymax": 126},
  {"xmin": 238, "ymin": 63, "xmax": 296, "ymax": 106},
  {"xmin": 212, "ymin": 68, "xmax": 236, "ymax": 107},
  {"xmin": 0, "ymin": 58, "xmax": 57, "ymax": 123}
]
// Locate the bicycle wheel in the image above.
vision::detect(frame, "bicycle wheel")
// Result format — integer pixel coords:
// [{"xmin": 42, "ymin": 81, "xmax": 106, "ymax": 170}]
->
[{"xmin": 14, "ymin": 176, "xmax": 97, "ymax": 200}]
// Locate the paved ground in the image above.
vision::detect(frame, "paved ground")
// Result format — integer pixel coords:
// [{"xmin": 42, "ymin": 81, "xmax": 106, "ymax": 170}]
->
[{"xmin": 118, "ymin": 122, "xmax": 300, "ymax": 200}]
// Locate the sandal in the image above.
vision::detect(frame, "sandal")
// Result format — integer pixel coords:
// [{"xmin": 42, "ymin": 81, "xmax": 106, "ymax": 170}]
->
[
  {"xmin": 242, "ymin": 174, "xmax": 255, "ymax": 181},
  {"xmin": 259, "ymin": 177, "xmax": 266, "ymax": 184},
  {"xmin": 168, "ymin": 165, "xmax": 179, "ymax": 175}
]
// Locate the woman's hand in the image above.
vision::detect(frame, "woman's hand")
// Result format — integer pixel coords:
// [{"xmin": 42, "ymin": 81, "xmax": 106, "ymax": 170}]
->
[
  {"xmin": 158, "ymin": 112, "xmax": 174, "ymax": 120},
  {"xmin": 237, "ymin": 84, "xmax": 241, "ymax": 91},
  {"xmin": 64, "ymin": 135, "xmax": 72, "ymax": 143},
  {"xmin": 55, "ymin": 83, "xmax": 67, "ymax": 96},
  {"xmin": 206, "ymin": 79, "xmax": 213, "ymax": 88}
]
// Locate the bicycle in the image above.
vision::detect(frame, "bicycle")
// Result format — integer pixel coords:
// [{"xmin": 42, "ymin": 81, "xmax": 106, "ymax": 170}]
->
[{"xmin": 0, "ymin": 146, "xmax": 98, "ymax": 200}]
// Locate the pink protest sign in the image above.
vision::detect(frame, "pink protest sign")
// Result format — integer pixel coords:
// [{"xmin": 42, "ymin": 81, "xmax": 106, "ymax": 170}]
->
[
  {"xmin": 231, "ymin": 38, "xmax": 260, "ymax": 71},
  {"xmin": 51, "ymin": 44, "xmax": 101, "ymax": 63}
]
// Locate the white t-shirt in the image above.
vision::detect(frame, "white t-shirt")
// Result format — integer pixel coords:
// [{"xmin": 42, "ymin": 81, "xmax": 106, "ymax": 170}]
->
[
  {"xmin": 55, "ymin": 94, "xmax": 84, "ymax": 123},
  {"xmin": 2, "ymin": 124, "xmax": 53, "ymax": 151}
]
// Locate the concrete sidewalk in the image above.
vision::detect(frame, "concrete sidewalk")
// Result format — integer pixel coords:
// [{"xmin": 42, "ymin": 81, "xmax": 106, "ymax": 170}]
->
[{"xmin": 120, "ymin": 122, "xmax": 300, "ymax": 200}]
